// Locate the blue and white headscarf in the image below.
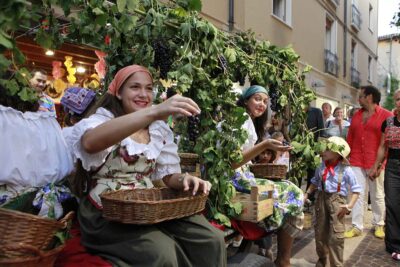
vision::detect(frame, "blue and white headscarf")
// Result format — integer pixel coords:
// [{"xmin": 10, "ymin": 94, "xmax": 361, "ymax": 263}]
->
[{"xmin": 240, "ymin": 85, "xmax": 269, "ymax": 101}]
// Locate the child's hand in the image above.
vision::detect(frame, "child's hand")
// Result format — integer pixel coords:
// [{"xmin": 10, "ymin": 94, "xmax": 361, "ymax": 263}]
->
[{"xmin": 337, "ymin": 204, "xmax": 351, "ymax": 218}]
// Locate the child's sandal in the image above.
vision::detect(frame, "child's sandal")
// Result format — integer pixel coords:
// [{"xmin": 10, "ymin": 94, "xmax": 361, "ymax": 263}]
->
[{"xmin": 392, "ymin": 252, "xmax": 400, "ymax": 261}]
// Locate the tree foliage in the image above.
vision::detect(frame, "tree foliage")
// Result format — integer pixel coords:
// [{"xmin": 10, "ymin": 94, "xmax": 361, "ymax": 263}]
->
[
  {"xmin": 383, "ymin": 76, "xmax": 399, "ymax": 111},
  {"xmin": 0, "ymin": 0, "xmax": 319, "ymax": 226}
]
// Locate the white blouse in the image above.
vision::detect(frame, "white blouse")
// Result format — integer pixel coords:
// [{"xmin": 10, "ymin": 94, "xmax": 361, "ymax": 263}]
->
[
  {"xmin": 0, "ymin": 105, "xmax": 74, "ymax": 192},
  {"xmin": 65, "ymin": 107, "xmax": 181, "ymax": 180},
  {"xmin": 242, "ymin": 116, "xmax": 258, "ymax": 153}
]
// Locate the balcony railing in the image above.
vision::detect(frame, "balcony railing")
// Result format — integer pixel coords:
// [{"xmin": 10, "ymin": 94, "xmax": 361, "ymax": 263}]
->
[
  {"xmin": 330, "ymin": 0, "xmax": 340, "ymax": 6},
  {"xmin": 351, "ymin": 4, "xmax": 362, "ymax": 31},
  {"xmin": 350, "ymin": 66, "xmax": 361, "ymax": 88},
  {"xmin": 324, "ymin": 49, "xmax": 339, "ymax": 76}
]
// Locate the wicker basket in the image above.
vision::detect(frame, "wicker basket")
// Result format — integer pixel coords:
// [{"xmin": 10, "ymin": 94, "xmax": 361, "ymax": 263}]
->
[
  {"xmin": 0, "ymin": 208, "xmax": 74, "ymax": 253},
  {"xmin": 179, "ymin": 153, "xmax": 200, "ymax": 177},
  {"xmin": 303, "ymin": 211, "xmax": 313, "ymax": 229},
  {"xmin": 179, "ymin": 153, "xmax": 199, "ymax": 166},
  {"xmin": 0, "ymin": 243, "xmax": 65, "ymax": 267},
  {"xmin": 101, "ymin": 188, "xmax": 207, "ymax": 224},
  {"xmin": 249, "ymin": 164, "xmax": 287, "ymax": 179}
]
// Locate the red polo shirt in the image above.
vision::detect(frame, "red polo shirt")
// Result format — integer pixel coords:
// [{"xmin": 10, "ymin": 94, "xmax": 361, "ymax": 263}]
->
[{"xmin": 347, "ymin": 105, "xmax": 392, "ymax": 169}]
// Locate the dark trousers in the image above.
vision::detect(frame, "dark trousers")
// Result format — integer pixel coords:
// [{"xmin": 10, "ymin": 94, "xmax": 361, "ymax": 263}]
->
[{"xmin": 385, "ymin": 158, "xmax": 400, "ymax": 254}]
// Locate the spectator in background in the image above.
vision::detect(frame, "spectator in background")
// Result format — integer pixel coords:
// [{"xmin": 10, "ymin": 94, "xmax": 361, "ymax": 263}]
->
[
  {"xmin": 304, "ymin": 106, "xmax": 325, "ymax": 199},
  {"xmin": 369, "ymin": 89, "xmax": 400, "ymax": 261},
  {"xmin": 322, "ymin": 102, "xmax": 334, "ymax": 127},
  {"xmin": 29, "ymin": 69, "xmax": 56, "ymax": 114},
  {"xmin": 347, "ymin": 107, "xmax": 360, "ymax": 123},
  {"xmin": 344, "ymin": 85, "xmax": 392, "ymax": 239},
  {"xmin": 325, "ymin": 107, "xmax": 351, "ymax": 139},
  {"xmin": 268, "ymin": 112, "xmax": 290, "ymax": 142}
]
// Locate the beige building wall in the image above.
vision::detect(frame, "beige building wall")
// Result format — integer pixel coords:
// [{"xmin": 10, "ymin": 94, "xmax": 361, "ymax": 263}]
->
[
  {"xmin": 377, "ymin": 34, "xmax": 400, "ymax": 104},
  {"xmin": 200, "ymin": 0, "xmax": 379, "ymax": 111}
]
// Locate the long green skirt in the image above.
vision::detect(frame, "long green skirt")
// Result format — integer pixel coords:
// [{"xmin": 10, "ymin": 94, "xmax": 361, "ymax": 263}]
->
[{"xmin": 78, "ymin": 198, "xmax": 227, "ymax": 267}]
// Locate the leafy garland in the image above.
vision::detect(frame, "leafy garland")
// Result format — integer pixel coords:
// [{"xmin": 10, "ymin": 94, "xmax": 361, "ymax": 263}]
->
[{"xmin": 1, "ymin": 0, "xmax": 320, "ymax": 226}]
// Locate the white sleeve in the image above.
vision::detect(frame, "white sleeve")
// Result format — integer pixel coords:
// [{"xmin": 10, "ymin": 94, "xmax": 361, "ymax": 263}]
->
[
  {"xmin": 68, "ymin": 108, "xmax": 116, "ymax": 171},
  {"xmin": 149, "ymin": 121, "xmax": 181, "ymax": 180},
  {"xmin": 0, "ymin": 105, "xmax": 74, "ymax": 189},
  {"xmin": 241, "ymin": 116, "xmax": 257, "ymax": 151}
]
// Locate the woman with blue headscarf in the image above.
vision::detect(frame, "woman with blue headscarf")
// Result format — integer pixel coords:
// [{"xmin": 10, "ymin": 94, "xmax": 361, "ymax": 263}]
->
[{"xmin": 232, "ymin": 85, "xmax": 304, "ymax": 267}]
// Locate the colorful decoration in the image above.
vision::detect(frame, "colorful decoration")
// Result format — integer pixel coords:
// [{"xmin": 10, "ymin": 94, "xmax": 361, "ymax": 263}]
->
[
  {"xmin": 52, "ymin": 61, "xmax": 64, "ymax": 80},
  {"xmin": 51, "ymin": 61, "xmax": 67, "ymax": 94},
  {"xmin": 83, "ymin": 73, "xmax": 101, "ymax": 90},
  {"xmin": 64, "ymin": 56, "xmax": 76, "ymax": 85},
  {"xmin": 94, "ymin": 50, "xmax": 107, "ymax": 79}
]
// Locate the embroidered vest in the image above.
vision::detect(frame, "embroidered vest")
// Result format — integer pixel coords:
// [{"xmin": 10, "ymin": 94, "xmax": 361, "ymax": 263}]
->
[{"xmin": 385, "ymin": 117, "xmax": 400, "ymax": 149}]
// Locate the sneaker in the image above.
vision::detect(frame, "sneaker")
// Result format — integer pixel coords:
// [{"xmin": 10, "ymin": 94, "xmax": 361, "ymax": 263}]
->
[
  {"xmin": 392, "ymin": 252, "xmax": 400, "ymax": 261},
  {"xmin": 232, "ymin": 235, "xmax": 243, "ymax": 247},
  {"xmin": 374, "ymin": 226, "xmax": 385, "ymax": 239},
  {"xmin": 344, "ymin": 227, "xmax": 362, "ymax": 238}
]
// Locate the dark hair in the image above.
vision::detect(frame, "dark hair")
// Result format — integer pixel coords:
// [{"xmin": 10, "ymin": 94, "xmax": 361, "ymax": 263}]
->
[
  {"xmin": 237, "ymin": 96, "xmax": 269, "ymax": 143},
  {"xmin": 0, "ymin": 71, "xmax": 39, "ymax": 112},
  {"xmin": 361, "ymin": 85, "xmax": 381, "ymax": 104},
  {"xmin": 63, "ymin": 95, "xmax": 98, "ymax": 127},
  {"xmin": 271, "ymin": 131, "xmax": 284, "ymax": 140},
  {"xmin": 260, "ymin": 149, "xmax": 276, "ymax": 163},
  {"xmin": 30, "ymin": 69, "xmax": 47, "ymax": 76},
  {"xmin": 70, "ymin": 76, "xmax": 141, "ymax": 197},
  {"xmin": 333, "ymin": 107, "xmax": 342, "ymax": 116}
]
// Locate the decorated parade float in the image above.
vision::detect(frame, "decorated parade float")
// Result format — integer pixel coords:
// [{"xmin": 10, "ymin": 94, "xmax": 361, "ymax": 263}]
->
[{"xmin": 0, "ymin": 0, "xmax": 325, "ymax": 265}]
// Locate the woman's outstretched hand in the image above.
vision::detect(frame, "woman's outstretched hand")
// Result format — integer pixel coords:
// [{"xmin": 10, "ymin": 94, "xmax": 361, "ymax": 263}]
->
[
  {"xmin": 262, "ymin": 139, "xmax": 292, "ymax": 152},
  {"xmin": 181, "ymin": 173, "xmax": 212, "ymax": 196},
  {"xmin": 151, "ymin": 95, "xmax": 201, "ymax": 121}
]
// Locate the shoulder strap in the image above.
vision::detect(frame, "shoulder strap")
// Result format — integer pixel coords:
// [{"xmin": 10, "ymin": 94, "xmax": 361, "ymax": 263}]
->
[{"xmin": 337, "ymin": 165, "xmax": 344, "ymax": 193}]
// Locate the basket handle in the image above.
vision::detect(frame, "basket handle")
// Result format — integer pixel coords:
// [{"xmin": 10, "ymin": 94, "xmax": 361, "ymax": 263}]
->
[
  {"xmin": 0, "ymin": 243, "xmax": 44, "ymax": 258},
  {"xmin": 58, "ymin": 211, "xmax": 75, "ymax": 229}
]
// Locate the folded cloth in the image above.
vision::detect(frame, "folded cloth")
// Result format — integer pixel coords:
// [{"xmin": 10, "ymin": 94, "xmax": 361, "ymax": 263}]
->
[
  {"xmin": 61, "ymin": 87, "xmax": 96, "ymax": 115},
  {"xmin": 230, "ymin": 219, "xmax": 268, "ymax": 241}
]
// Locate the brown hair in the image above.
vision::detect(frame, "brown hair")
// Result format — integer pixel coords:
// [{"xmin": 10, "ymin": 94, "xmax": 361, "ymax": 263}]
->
[{"xmin": 70, "ymin": 93, "xmax": 126, "ymax": 197}]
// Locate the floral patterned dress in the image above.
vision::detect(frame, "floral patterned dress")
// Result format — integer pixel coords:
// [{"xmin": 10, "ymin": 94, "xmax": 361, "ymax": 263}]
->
[
  {"xmin": 232, "ymin": 117, "xmax": 304, "ymax": 231},
  {"xmin": 88, "ymin": 146, "xmax": 157, "ymax": 208}
]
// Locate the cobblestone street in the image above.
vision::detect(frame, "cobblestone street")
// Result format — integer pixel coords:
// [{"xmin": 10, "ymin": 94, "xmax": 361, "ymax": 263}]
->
[{"xmin": 234, "ymin": 209, "xmax": 400, "ymax": 266}]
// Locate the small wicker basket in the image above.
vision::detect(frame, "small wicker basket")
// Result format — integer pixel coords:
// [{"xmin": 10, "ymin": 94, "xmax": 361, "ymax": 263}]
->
[
  {"xmin": 179, "ymin": 153, "xmax": 200, "ymax": 177},
  {"xmin": 179, "ymin": 153, "xmax": 199, "ymax": 166},
  {"xmin": 0, "ymin": 208, "xmax": 74, "ymax": 254},
  {"xmin": 250, "ymin": 163, "xmax": 287, "ymax": 179},
  {"xmin": 101, "ymin": 188, "xmax": 207, "ymax": 224},
  {"xmin": 303, "ymin": 211, "xmax": 313, "ymax": 229},
  {"xmin": 0, "ymin": 243, "xmax": 65, "ymax": 267}
]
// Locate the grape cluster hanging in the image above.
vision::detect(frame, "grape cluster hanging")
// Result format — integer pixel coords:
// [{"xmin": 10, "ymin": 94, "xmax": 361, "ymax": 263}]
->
[
  {"xmin": 152, "ymin": 38, "xmax": 173, "ymax": 80},
  {"xmin": 187, "ymin": 115, "xmax": 200, "ymax": 142}
]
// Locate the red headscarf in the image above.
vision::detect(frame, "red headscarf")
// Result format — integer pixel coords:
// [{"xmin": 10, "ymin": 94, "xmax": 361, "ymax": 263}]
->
[{"xmin": 107, "ymin": 65, "xmax": 152, "ymax": 96}]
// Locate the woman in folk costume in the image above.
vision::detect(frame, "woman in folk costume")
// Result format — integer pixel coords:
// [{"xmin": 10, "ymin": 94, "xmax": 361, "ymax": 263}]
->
[{"xmin": 65, "ymin": 65, "xmax": 226, "ymax": 267}]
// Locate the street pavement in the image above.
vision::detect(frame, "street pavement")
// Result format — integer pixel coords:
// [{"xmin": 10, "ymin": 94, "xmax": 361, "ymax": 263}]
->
[{"xmin": 264, "ymin": 209, "xmax": 400, "ymax": 267}]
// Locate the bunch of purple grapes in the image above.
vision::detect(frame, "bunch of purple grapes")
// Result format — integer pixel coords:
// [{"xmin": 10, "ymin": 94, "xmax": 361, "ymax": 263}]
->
[
  {"xmin": 152, "ymin": 38, "xmax": 172, "ymax": 79},
  {"xmin": 187, "ymin": 115, "xmax": 200, "ymax": 141},
  {"xmin": 269, "ymin": 87, "xmax": 281, "ymax": 112}
]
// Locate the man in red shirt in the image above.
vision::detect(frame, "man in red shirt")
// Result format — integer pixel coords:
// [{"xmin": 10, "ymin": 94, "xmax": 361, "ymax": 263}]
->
[{"xmin": 345, "ymin": 85, "xmax": 392, "ymax": 239}]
